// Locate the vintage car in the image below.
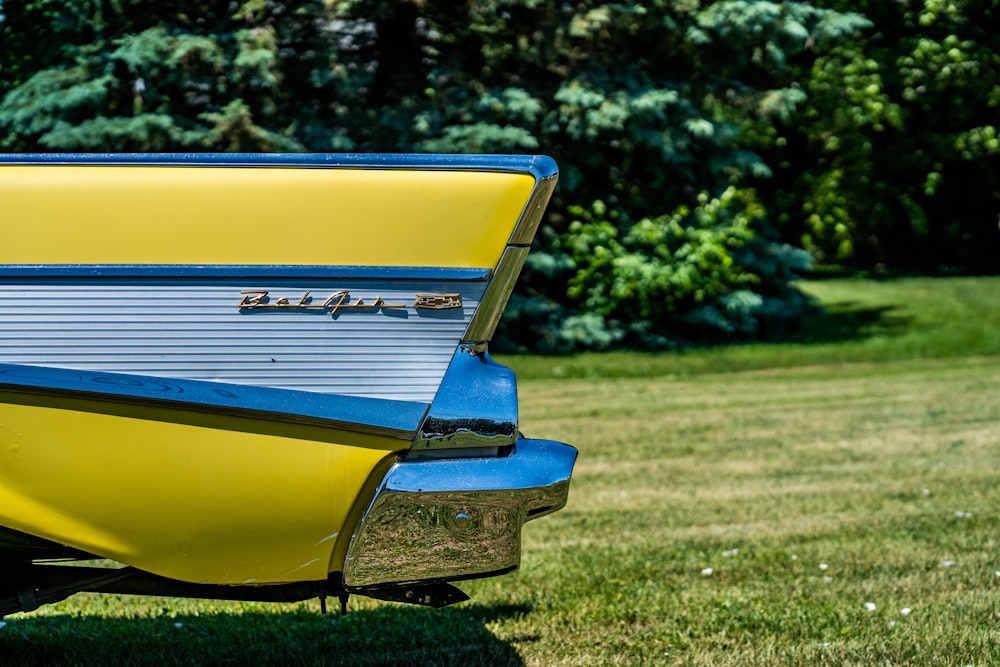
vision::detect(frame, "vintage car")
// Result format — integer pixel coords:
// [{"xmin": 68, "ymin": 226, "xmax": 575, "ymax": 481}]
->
[{"xmin": 0, "ymin": 153, "xmax": 576, "ymax": 614}]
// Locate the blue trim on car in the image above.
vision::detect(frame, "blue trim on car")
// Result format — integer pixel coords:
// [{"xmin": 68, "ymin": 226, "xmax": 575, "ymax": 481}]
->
[
  {"xmin": 415, "ymin": 345, "xmax": 518, "ymax": 451},
  {"xmin": 0, "ymin": 153, "xmax": 558, "ymax": 181},
  {"xmin": 0, "ymin": 363, "xmax": 427, "ymax": 438},
  {"xmin": 0, "ymin": 264, "xmax": 492, "ymax": 281}
]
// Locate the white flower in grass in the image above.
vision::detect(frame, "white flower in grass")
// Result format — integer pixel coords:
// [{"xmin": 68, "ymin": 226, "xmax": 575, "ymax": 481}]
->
[
  {"xmin": 722, "ymin": 548, "xmax": 739, "ymax": 557},
  {"xmin": 922, "ymin": 488, "xmax": 930, "ymax": 496},
  {"xmin": 818, "ymin": 563, "xmax": 829, "ymax": 570},
  {"xmin": 888, "ymin": 621, "xmax": 896, "ymax": 628},
  {"xmin": 941, "ymin": 560, "xmax": 956, "ymax": 567},
  {"xmin": 995, "ymin": 571, "xmax": 1000, "ymax": 578},
  {"xmin": 864, "ymin": 602, "xmax": 876, "ymax": 612},
  {"xmin": 901, "ymin": 608, "xmax": 912, "ymax": 615},
  {"xmin": 954, "ymin": 511, "xmax": 973, "ymax": 518},
  {"xmin": 701, "ymin": 567, "xmax": 714, "ymax": 576},
  {"xmin": 823, "ymin": 576, "xmax": 833, "ymax": 583}
]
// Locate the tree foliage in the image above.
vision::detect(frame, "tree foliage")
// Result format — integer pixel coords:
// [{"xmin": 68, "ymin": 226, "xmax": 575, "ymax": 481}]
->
[
  {"xmin": 0, "ymin": 1, "xmax": 330, "ymax": 151},
  {"xmin": 748, "ymin": 0, "xmax": 1000, "ymax": 271},
  {"xmin": 2, "ymin": 1, "xmax": 945, "ymax": 351}
]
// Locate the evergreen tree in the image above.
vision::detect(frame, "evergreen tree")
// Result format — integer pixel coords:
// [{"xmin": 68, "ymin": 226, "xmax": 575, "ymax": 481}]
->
[{"xmin": 0, "ymin": 1, "xmax": 333, "ymax": 151}]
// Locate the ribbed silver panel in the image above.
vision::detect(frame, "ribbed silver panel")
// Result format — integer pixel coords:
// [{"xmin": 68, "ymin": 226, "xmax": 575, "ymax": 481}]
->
[{"xmin": 0, "ymin": 279, "xmax": 485, "ymax": 402}]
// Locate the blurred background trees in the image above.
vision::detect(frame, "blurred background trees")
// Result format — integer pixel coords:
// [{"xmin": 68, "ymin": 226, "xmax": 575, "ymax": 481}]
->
[
  {"xmin": 750, "ymin": 0, "xmax": 1000, "ymax": 273},
  {"xmin": 1, "ymin": 1, "xmax": 996, "ymax": 351}
]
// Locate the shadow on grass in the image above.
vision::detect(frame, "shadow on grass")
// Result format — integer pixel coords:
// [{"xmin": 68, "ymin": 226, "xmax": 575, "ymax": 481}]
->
[
  {"xmin": 791, "ymin": 301, "xmax": 914, "ymax": 344},
  {"xmin": 0, "ymin": 601, "xmax": 530, "ymax": 666}
]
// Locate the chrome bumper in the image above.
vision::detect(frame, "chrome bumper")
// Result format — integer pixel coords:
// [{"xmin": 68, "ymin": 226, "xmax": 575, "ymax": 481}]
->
[{"xmin": 343, "ymin": 438, "xmax": 577, "ymax": 590}]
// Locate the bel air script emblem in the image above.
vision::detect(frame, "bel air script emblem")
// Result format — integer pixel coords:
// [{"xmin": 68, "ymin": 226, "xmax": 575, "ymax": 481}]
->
[{"xmin": 239, "ymin": 290, "xmax": 462, "ymax": 316}]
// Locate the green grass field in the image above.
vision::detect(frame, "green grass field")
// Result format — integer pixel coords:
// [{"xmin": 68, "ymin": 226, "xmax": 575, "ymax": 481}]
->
[{"xmin": 2, "ymin": 277, "xmax": 999, "ymax": 665}]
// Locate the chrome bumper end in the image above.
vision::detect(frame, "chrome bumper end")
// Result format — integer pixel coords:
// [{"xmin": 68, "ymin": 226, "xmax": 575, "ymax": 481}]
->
[{"xmin": 343, "ymin": 438, "xmax": 577, "ymax": 590}]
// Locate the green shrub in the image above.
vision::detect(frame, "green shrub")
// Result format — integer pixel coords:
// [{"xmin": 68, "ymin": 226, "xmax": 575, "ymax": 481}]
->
[{"xmin": 495, "ymin": 188, "xmax": 814, "ymax": 352}]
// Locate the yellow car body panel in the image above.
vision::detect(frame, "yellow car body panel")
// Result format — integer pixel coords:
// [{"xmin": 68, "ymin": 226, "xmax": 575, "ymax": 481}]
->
[
  {"xmin": 0, "ymin": 392, "xmax": 398, "ymax": 584},
  {"xmin": 0, "ymin": 165, "xmax": 534, "ymax": 268}
]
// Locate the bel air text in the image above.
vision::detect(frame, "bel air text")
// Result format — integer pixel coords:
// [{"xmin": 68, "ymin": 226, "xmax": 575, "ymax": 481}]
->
[{"xmin": 239, "ymin": 290, "xmax": 462, "ymax": 316}]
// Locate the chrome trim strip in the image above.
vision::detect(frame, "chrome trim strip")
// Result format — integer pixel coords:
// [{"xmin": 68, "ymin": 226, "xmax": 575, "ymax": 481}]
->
[
  {"xmin": 0, "ymin": 153, "xmax": 553, "ymax": 177},
  {"xmin": 413, "ymin": 345, "xmax": 518, "ymax": 451},
  {"xmin": 463, "ymin": 247, "xmax": 530, "ymax": 343},
  {"xmin": 0, "ymin": 277, "xmax": 483, "ymax": 402},
  {"xmin": 343, "ymin": 438, "xmax": 577, "ymax": 589},
  {"xmin": 0, "ymin": 265, "xmax": 492, "ymax": 281},
  {"xmin": 0, "ymin": 363, "xmax": 427, "ymax": 438},
  {"xmin": 509, "ymin": 155, "xmax": 559, "ymax": 245}
]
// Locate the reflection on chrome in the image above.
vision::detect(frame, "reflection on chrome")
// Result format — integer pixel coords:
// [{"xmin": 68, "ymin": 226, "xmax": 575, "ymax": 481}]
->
[
  {"xmin": 464, "ymin": 246, "xmax": 529, "ymax": 343},
  {"xmin": 413, "ymin": 344, "xmax": 519, "ymax": 451},
  {"xmin": 344, "ymin": 438, "xmax": 576, "ymax": 589}
]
